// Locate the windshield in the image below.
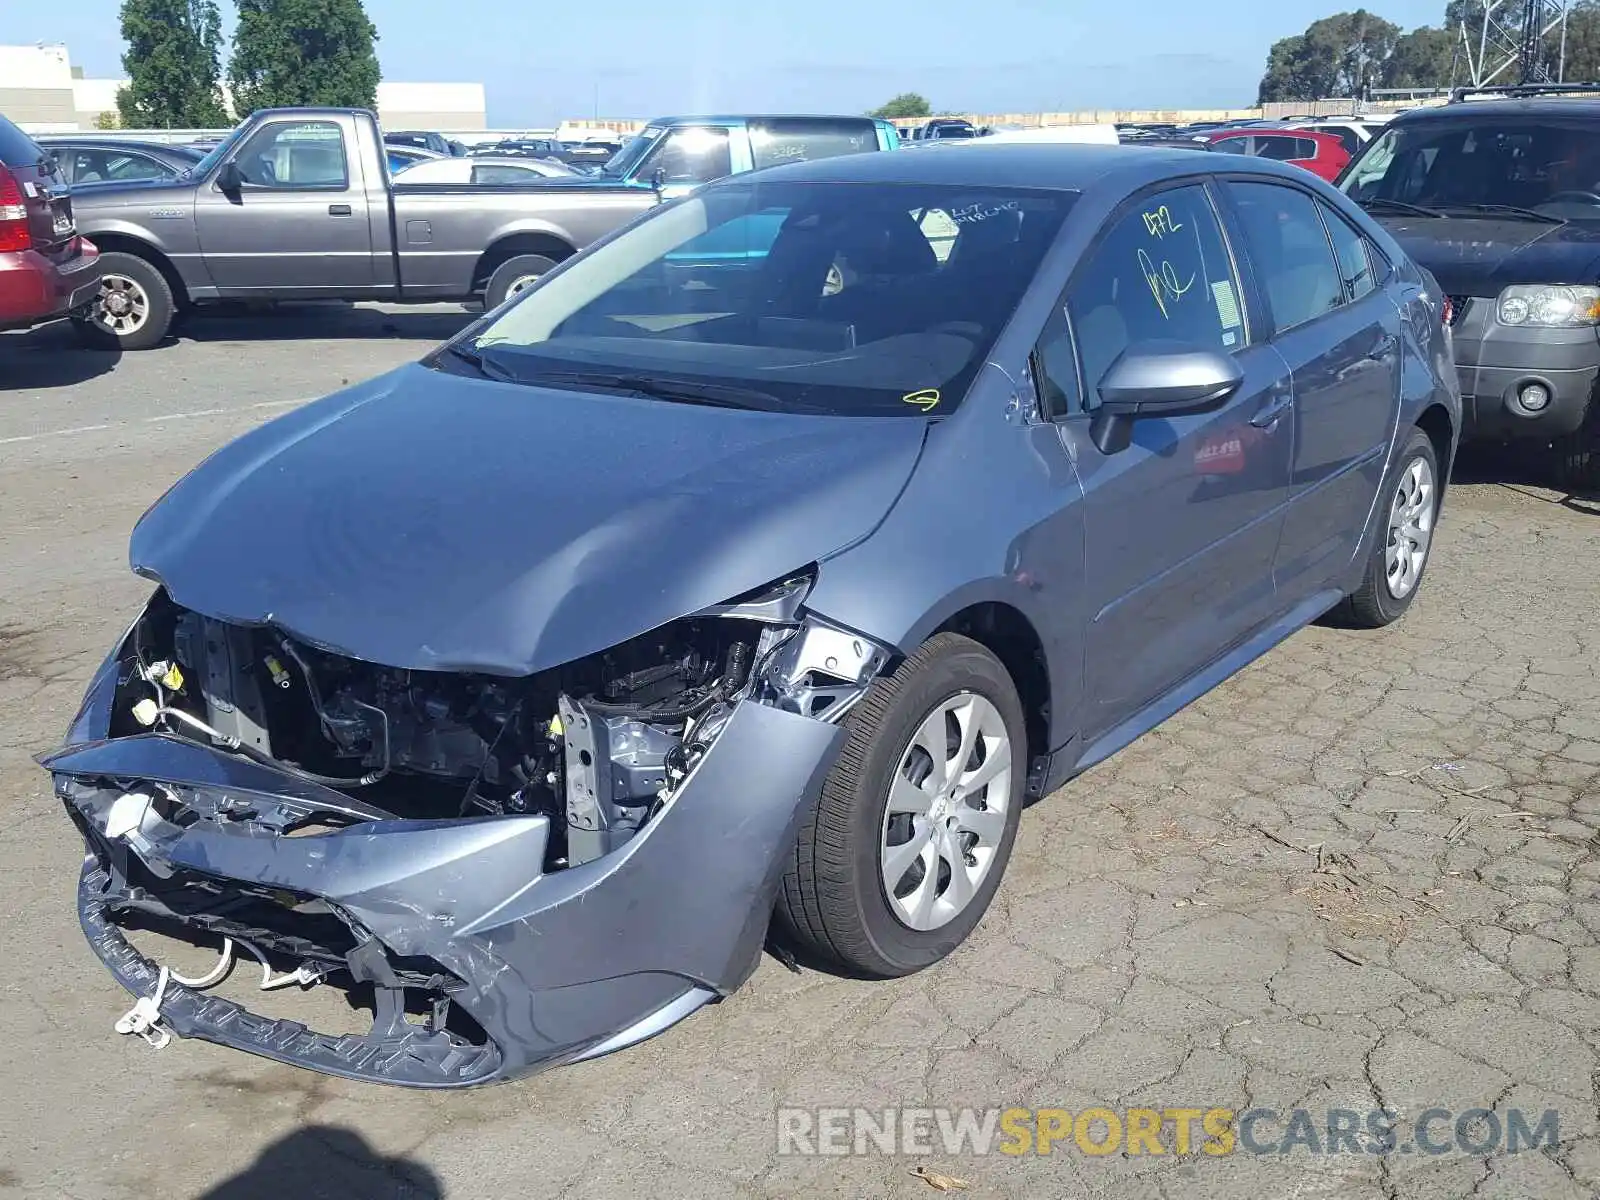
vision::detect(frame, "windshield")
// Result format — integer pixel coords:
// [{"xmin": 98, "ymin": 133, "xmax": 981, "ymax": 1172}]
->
[
  {"xmin": 1340, "ymin": 120, "xmax": 1600, "ymax": 218},
  {"xmin": 601, "ymin": 129, "xmax": 661, "ymax": 177},
  {"xmin": 460, "ymin": 180, "xmax": 1075, "ymax": 417},
  {"xmin": 187, "ymin": 126, "xmax": 247, "ymax": 178}
]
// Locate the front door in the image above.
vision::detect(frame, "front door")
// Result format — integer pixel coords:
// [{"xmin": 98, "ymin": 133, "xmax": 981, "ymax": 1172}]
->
[
  {"xmin": 1050, "ymin": 182, "xmax": 1294, "ymax": 742},
  {"xmin": 1223, "ymin": 180, "xmax": 1402, "ymax": 595},
  {"xmin": 195, "ymin": 117, "xmax": 375, "ymax": 295}
]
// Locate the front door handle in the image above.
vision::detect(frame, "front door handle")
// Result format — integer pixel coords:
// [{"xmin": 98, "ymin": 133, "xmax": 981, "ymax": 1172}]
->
[
  {"xmin": 328, "ymin": 203, "xmax": 352, "ymax": 216},
  {"xmin": 1249, "ymin": 391, "xmax": 1293, "ymax": 429},
  {"xmin": 1366, "ymin": 333, "xmax": 1398, "ymax": 360}
]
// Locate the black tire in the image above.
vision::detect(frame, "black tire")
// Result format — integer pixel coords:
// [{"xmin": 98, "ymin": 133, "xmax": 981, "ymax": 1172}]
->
[
  {"xmin": 1332, "ymin": 426, "xmax": 1440, "ymax": 629},
  {"xmin": 483, "ymin": 253, "xmax": 560, "ymax": 310},
  {"xmin": 776, "ymin": 632, "xmax": 1027, "ymax": 978},
  {"xmin": 72, "ymin": 251, "xmax": 175, "ymax": 351},
  {"xmin": 1552, "ymin": 403, "xmax": 1600, "ymax": 493}
]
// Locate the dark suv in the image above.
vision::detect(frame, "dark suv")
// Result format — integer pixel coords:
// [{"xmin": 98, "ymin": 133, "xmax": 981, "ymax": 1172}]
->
[
  {"xmin": 0, "ymin": 112, "xmax": 101, "ymax": 334},
  {"xmin": 1338, "ymin": 85, "xmax": 1600, "ymax": 485}
]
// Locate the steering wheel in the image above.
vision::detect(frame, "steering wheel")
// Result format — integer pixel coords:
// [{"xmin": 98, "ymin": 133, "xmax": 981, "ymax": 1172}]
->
[{"xmin": 1542, "ymin": 190, "xmax": 1600, "ymax": 206}]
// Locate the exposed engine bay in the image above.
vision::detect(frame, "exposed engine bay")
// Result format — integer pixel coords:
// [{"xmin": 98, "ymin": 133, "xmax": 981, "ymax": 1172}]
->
[{"xmin": 110, "ymin": 574, "xmax": 887, "ymax": 871}]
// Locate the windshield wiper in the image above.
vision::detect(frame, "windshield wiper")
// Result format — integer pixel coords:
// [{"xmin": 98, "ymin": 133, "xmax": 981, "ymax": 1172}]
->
[
  {"xmin": 1357, "ymin": 197, "xmax": 1444, "ymax": 218},
  {"xmin": 1435, "ymin": 203, "xmax": 1566, "ymax": 224},
  {"xmin": 435, "ymin": 341, "xmax": 515, "ymax": 382},
  {"xmin": 506, "ymin": 370, "xmax": 795, "ymax": 411}
]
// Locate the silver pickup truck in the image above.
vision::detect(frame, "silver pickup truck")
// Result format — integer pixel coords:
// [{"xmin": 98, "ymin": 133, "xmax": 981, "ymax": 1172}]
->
[{"xmin": 69, "ymin": 108, "xmax": 901, "ymax": 350}]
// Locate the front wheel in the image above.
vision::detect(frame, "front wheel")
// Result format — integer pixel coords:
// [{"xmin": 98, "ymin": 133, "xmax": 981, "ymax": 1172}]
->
[
  {"xmin": 1333, "ymin": 426, "xmax": 1440, "ymax": 628},
  {"xmin": 776, "ymin": 633, "xmax": 1027, "ymax": 978},
  {"xmin": 483, "ymin": 253, "xmax": 560, "ymax": 310},
  {"xmin": 72, "ymin": 252, "xmax": 175, "ymax": 351}
]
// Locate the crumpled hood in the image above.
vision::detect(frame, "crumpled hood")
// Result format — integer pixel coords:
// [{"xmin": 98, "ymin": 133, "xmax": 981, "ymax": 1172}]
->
[
  {"xmin": 1377, "ymin": 215, "xmax": 1600, "ymax": 296},
  {"xmin": 129, "ymin": 364, "xmax": 927, "ymax": 675}
]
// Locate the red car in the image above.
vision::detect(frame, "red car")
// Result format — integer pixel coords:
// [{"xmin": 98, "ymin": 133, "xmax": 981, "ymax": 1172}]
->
[
  {"xmin": 0, "ymin": 112, "xmax": 101, "ymax": 334},
  {"xmin": 1202, "ymin": 127, "xmax": 1351, "ymax": 183}
]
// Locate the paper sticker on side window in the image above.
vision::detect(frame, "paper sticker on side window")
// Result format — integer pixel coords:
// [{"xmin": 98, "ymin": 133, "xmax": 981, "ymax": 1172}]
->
[{"xmin": 1211, "ymin": 279, "xmax": 1242, "ymax": 330}]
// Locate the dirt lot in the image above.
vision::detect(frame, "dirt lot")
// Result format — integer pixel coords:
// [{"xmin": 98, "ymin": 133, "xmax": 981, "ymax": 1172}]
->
[{"xmin": 2, "ymin": 306, "xmax": 1598, "ymax": 1200}]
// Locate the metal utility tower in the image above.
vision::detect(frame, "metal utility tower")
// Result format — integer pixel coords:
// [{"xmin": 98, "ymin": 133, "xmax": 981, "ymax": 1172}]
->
[{"xmin": 1459, "ymin": 0, "xmax": 1569, "ymax": 87}]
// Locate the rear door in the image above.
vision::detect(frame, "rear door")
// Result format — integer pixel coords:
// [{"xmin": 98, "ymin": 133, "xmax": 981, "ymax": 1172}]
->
[
  {"xmin": 1221, "ymin": 179, "xmax": 1401, "ymax": 598},
  {"xmin": 1052, "ymin": 181, "xmax": 1295, "ymax": 740},
  {"xmin": 194, "ymin": 116, "xmax": 376, "ymax": 295}
]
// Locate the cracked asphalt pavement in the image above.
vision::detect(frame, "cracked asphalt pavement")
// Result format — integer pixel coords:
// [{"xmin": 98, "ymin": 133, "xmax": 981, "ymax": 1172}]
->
[{"xmin": 2, "ymin": 305, "xmax": 1598, "ymax": 1199}]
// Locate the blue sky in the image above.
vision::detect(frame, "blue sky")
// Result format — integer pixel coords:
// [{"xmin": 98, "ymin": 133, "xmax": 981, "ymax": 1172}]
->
[{"xmin": 15, "ymin": 1, "xmax": 1449, "ymax": 124}]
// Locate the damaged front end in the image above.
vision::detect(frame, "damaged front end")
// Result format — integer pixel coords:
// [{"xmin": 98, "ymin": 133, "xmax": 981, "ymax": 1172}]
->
[{"xmin": 43, "ymin": 572, "xmax": 890, "ymax": 1087}]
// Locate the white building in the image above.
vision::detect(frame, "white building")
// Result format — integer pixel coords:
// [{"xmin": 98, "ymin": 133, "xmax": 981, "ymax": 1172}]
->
[{"xmin": 0, "ymin": 43, "xmax": 486, "ymax": 133}]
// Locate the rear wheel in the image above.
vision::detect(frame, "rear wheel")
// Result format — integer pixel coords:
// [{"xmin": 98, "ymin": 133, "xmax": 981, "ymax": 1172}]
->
[
  {"xmin": 776, "ymin": 633, "xmax": 1026, "ymax": 977},
  {"xmin": 483, "ymin": 253, "xmax": 560, "ymax": 310},
  {"xmin": 73, "ymin": 252, "xmax": 174, "ymax": 351},
  {"xmin": 1332, "ymin": 426, "xmax": 1439, "ymax": 628}
]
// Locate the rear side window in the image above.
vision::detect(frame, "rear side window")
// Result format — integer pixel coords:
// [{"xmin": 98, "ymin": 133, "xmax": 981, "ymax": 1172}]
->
[
  {"xmin": 1254, "ymin": 136, "xmax": 1316, "ymax": 162},
  {"xmin": 1318, "ymin": 202, "xmax": 1378, "ymax": 301},
  {"xmin": 1065, "ymin": 184, "xmax": 1248, "ymax": 401},
  {"xmin": 472, "ymin": 164, "xmax": 537, "ymax": 184},
  {"xmin": 0, "ymin": 114, "xmax": 45, "ymax": 169},
  {"xmin": 750, "ymin": 119, "xmax": 878, "ymax": 169},
  {"xmin": 1228, "ymin": 181, "xmax": 1343, "ymax": 332}
]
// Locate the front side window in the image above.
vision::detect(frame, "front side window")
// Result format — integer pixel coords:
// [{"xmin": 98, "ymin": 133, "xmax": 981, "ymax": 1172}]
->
[
  {"xmin": 462, "ymin": 181, "xmax": 1075, "ymax": 417},
  {"xmin": 1065, "ymin": 184, "xmax": 1247, "ymax": 403},
  {"xmin": 234, "ymin": 121, "xmax": 348, "ymax": 189},
  {"xmin": 750, "ymin": 119, "xmax": 876, "ymax": 170},
  {"xmin": 1228, "ymin": 181, "xmax": 1343, "ymax": 332},
  {"xmin": 640, "ymin": 127, "xmax": 732, "ymax": 186},
  {"xmin": 1341, "ymin": 120, "xmax": 1600, "ymax": 217}
]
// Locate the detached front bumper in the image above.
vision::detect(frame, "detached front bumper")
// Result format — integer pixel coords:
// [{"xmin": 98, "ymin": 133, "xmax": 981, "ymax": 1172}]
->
[
  {"xmin": 1450, "ymin": 297, "xmax": 1599, "ymax": 440},
  {"xmin": 46, "ymin": 666, "xmax": 842, "ymax": 1087}
]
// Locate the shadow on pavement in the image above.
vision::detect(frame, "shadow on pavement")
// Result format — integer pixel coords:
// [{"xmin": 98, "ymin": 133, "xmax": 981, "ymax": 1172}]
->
[
  {"xmin": 1451, "ymin": 441, "xmax": 1600, "ymax": 515},
  {"xmin": 196, "ymin": 1126, "xmax": 442, "ymax": 1200},
  {"xmin": 178, "ymin": 301, "xmax": 477, "ymax": 345},
  {"xmin": 0, "ymin": 320, "xmax": 120, "ymax": 390}
]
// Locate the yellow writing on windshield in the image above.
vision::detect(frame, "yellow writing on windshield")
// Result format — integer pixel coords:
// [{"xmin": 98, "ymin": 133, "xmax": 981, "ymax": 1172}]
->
[{"xmin": 903, "ymin": 389, "xmax": 941, "ymax": 411}]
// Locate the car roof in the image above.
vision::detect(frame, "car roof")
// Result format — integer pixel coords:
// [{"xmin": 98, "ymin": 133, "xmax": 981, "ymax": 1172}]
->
[
  {"xmin": 36, "ymin": 137, "xmax": 194, "ymax": 151},
  {"xmin": 1395, "ymin": 97, "xmax": 1600, "ymax": 124},
  {"xmin": 645, "ymin": 114, "xmax": 880, "ymax": 128},
  {"xmin": 728, "ymin": 139, "xmax": 1312, "ymax": 192}
]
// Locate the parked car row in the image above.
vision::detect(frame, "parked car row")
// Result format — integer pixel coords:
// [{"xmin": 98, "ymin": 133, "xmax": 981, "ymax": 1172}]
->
[{"xmin": 7, "ymin": 88, "xmax": 1600, "ymax": 489}]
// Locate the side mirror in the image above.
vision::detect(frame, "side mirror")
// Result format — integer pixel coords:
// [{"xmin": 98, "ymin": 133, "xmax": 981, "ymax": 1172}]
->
[
  {"xmin": 216, "ymin": 160, "xmax": 244, "ymax": 193},
  {"xmin": 1089, "ymin": 343, "xmax": 1244, "ymax": 455}
]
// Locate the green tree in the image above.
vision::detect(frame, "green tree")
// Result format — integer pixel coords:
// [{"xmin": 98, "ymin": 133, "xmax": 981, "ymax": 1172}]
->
[
  {"xmin": 228, "ymin": 0, "xmax": 381, "ymax": 114},
  {"xmin": 93, "ymin": 110, "xmax": 123, "ymax": 130},
  {"xmin": 869, "ymin": 92, "xmax": 932, "ymax": 119},
  {"xmin": 1382, "ymin": 25, "xmax": 1459, "ymax": 88},
  {"xmin": 1559, "ymin": 0, "xmax": 1600, "ymax": 79},
  {"xmin": 116, "ymin": 0, "xmax": 229, "ymax": 128},
  {"xmin": 1258, "ymin": 10, "xmax": 1402, "ymax": 102}
]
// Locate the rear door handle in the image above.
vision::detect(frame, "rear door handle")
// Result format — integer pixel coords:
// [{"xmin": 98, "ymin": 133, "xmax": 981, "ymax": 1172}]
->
[
  {"xmin": 328, "ymin": 203, "xmax": 352, "ymax": 216},
  {"xmin": 1249, "ymin": 391, "xmax": 1293, "ymax": 429}
]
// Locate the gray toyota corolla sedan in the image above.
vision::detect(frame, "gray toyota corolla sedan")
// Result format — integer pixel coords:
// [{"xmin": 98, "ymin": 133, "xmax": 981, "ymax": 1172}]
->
[{"xmin": 43, "ymin": 142, "xmax": 1460, "ymax": 1087}]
